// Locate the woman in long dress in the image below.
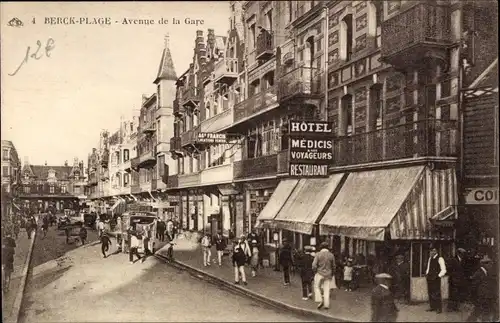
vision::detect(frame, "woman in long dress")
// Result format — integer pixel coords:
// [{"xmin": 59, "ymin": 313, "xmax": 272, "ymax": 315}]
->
[{"xmin": 250, "ymin": 239, "xmax": 259, "ymax": 277}]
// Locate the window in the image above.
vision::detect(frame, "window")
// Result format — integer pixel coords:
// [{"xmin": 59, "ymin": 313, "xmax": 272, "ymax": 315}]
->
[
  {"xmin": 2, "ymin": 149, "xmax": 9, "ymax": 160},
  {"xmin": 266, "ymin": 10, "xmax": 273, "ymax": 33},
  {"xmin": 49, "ymin": 186, "xmax": 55, "ymax": 194},
  {"xmin": 370, "ymin": 85, "xmax": 383, "ymax": 130},
  {"xmin": 74, "ymin": 186, "xmax": 81, "ymax": 194},
  {"xmin": 341, "ymin": 15, "xmax": 353, "ymax": 61},
  {"xmin": 263, "ymin": 71, "xmax": 274, "ymax": 89},
  {"xmin": 341, "ymin": 95, "xmax": 353, "ymax": 135},
  {"xmin": 24, "ymin": 186, "xmax": 30, "ymax": 194},
  {"xmin": 250, "ymin": 23, "xmax": 256, "ymax": 49},
  {"xmin": 158, "ymin": 155, "xmax": 166, "ymax": 179},
  {"xmin": 2, "ymin": 166, "xmax": 9, "ymax": 176},
  {"xmin": 288, "ymin": 1, "xmax": 293, "ymax": 23},
  {"xmin": 124, "ymin": 173, "xmax": 130, "ymax": 186},
  {"xmin": 124, "ymin": 149, "xmax": 130, "ymax": 162},
  {"xmin": 61, "ymin": 185, "xmax": 67, "ymax": 194}
]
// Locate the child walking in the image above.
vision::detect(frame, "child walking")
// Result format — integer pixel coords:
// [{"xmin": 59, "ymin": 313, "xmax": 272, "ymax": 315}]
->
[{"xmin": 343, "ymin": 258, "xmax": 354, "ymax": 291}]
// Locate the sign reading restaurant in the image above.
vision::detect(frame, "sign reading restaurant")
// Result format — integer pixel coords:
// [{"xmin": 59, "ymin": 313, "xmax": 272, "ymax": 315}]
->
[{"xmin": 288, "ymin": 121, "xmax": 334, "ymax": 178}]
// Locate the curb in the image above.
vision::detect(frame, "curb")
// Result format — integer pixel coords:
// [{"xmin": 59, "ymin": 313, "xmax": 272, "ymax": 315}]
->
[
  {"xmin": 154, "ymin": 254, "xmax": 352, "ymax": 322},
  {"xmin": 11, "ymin": 228, "xmax": 37, "ymax": 323}
]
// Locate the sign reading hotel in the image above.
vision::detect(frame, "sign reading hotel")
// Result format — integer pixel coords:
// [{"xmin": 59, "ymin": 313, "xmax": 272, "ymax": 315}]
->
[
  {"xmin": 288, "ymin": 121, "xmax": 334, "ymax": 178},
  {"xmin": 196, "ymin": 132, "xmax": 228, "ymax": 144},
  {"xmin": 465, "ymin": 188, "xmax": 499, "ymax": 205}
]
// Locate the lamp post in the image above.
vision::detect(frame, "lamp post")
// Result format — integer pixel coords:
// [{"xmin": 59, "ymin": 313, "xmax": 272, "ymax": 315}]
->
[{"xmin": 273, "ymin": 231, "xmax": 280, "ymax": 272}]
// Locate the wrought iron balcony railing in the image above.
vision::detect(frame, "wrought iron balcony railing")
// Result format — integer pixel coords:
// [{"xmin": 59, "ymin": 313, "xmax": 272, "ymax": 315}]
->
[
  {"xmin": 381, "ymin": 3, "xmax": 452, "ymax": 67},
  {"xmin": 233, "ymin": 149, "xmax": 289, "ymax": 180},
  {"xmin": 213, "ymin": 57, "xmax": 238, "ymax": 85},
  {"xmin": 278, "ymin": 67, "xmax": 323, "ymax": 102},
  {"xmin": 256, "ymin": 31, "xmax": 273, "ymax": 60},
  {"xmin": 181, "ymin": 87, "xmax": 201, "ymax": 108},
  {"xmin": 169, "ymin": 136, "xmax": 183, "ymax": 155},
  {"xmin": 332, "ymin": 119, "xmax": 457, "ymax": 167},
  {"xmin": 234, "ymin": 86, "xmax": 277, "ymax": 123}
]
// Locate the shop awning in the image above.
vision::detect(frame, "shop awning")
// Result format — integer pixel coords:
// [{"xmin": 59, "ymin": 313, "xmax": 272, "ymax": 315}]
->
[
  {"xmin": 111, "ymin": 199, "xmax": 126, "ymax": 215},
  {"xmin": 218, "ymin": 184, "xmax": 240, "ymax": 195},
  {"xmin": 319, "ymin": 165, "xmax": 458, "ymax": 241},
  {"xmin": 255, "ymin": 179, "xmax": 299, "ymax": 228},
  {"xmin": 272, "ymin": 174, "xmax": 346, "ymax": 234}
]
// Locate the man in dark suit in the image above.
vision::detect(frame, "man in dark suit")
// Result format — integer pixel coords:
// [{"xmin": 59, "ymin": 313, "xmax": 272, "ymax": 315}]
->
[
  {"xmin": 371, "ymin": 273, "xmax": 398, "ymax": 322},
  {"xmin": 447, "ymin": 248, "xmax": 467, "ymax": 312},
  {"xmin": 467, "ymin": 255, "xmax": 495, "ymax": 322},
  {"xmin": 425, "ymin": 246, "xmax": 447, "ymax": 313}
]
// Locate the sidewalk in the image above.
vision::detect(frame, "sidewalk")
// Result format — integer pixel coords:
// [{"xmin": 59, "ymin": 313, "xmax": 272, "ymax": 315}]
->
[
  {"xmin": 2, "ymin": 228, "xmax": 36, "ymax": 323},
  {"xmin": 156, "ymin": 238, "xmax": 473, "ymax": 322}
]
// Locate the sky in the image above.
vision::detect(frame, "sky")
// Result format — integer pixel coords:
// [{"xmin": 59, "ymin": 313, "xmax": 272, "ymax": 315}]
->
[{"xmin": 1, "ymin": 1, "xmax": 229, "ymax": 166}]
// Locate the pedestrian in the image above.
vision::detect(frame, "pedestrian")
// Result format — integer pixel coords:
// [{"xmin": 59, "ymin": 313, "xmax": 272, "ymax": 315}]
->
[
  {"xmin": 371, "ymin": 273, "xmax": 399, "ymax": 322},
  {"xmin": 13, "ymin": 219, "xmax": 20, "ymax": 240},
  {"xmin": 425, "ymin": 246, "xmax": 447, "ymax": 313},
  {"xmin": 467, "ymin": 255, "xmax": 495, "ymax": 322},
  {"xmin": 41, "ymin": 215, "xmax": 49, "ymax": 239},
  {"xmin": 2, "ymin": 234, "xmax": 16, "ymax": 292},
  {"xmin": 26, "ymin": 217, "xmax": 34, "ymax": 239},
  {"xmin": 279, "ymin": 239, "xmax": 293, "ymax": 286},
  {"xmin": 100, "ymin": 232, "xmax": 112, "ymax": 258},
  {"xmin": 389, "ymin": 254, "xmax": 410, "ymax": 304},
  {"xmin": 343, "ymin": 258, "xmax": 354, "ymax": 291},
  {"xmin": 250, "ymin": 239, "xmax": 259, "ymax": 277},
  {"xmin": 157, "ymin": 218, "xmax": 166, "ymax": 242},
  {"xmin": 201, "ymin": 233, "xmax": 212, "ymax": 266},
  {"xmin": 129, "ymin": 230, "xmax": 142, "ymax": 264},
  {"xmin": 79, "ymin": 224, "xmax": 88, "ymax": 245},
  {"xmin": 232, "ymin": 242, "xmax": 248, "ymax": 286},
  {"xmin": 312, "ymin": 241, "xmax": 336, "ymax": 310},
  {"xmin": 447, "ymin": 247, "xmax": 467, "ymax": 312},
  {"xmin": 214, "ymin": 232, "xmax": 226, "ymax": 266},
  {"xmin": 143, "ymin": 227, "xmax": 152, "ymax": 256},
  {"xmin": 98, "ymin": 217, "xmax": 105, "ymax": 237},
  {"xmin": 297, "ymin": 246, "xmax": 315, "ymax": 300}
]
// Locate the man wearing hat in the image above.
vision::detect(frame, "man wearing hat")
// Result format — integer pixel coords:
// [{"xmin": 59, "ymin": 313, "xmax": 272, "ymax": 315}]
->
[
  {"xmin": 446, "ymin": 247, "xmax": 467, "ymax": 312},
  {"xmin": 467, "ymin": 254, "xmax": 495, "ymax": 322},
  {"xmin": 371, "ymin": 273, "xmax": 398, "ymax": 322},
  {"xmin": 312, "ymin": 241, "xmax": 335, "ymax": 310},
  {"xmin": 425, "ymin": 246, "xmax": 447, "ymax": 313}
]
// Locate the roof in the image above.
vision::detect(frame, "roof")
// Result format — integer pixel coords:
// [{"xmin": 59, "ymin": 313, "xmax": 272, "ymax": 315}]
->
[
  {"xmin": 469, "ymin": 58, "xmax": 498, "ymax": 89},
  {"xmin": 24, "ymin": 165, "xmax": 75, "ymax": 180},
  {"xmin": 154, "ymin": 36, "xmax": 177, "ymax": 83}
]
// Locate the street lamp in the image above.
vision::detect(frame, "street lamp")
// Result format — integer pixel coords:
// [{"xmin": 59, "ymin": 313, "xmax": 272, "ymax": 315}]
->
[{"xmin": 273, "ymin": 231, "xmax": 280, "ymax": 272}]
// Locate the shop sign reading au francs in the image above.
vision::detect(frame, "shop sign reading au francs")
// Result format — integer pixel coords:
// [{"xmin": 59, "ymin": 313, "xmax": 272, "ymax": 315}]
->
[
  {"xmin": 288, "ymin": 121, "xmax": 334, "ymax": 178},
  {"xmin": 196, "ymin": 132, "xmax": 228, "ymax": 144}
]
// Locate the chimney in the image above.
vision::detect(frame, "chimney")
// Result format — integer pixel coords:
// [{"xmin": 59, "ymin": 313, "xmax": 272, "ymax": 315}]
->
[
  {"xmin": 64, "ymin": 160, "xmax": 68, "ymax": 167},
  {"xmin": 79, "ymin": 161, "xmax": 84, "ymax": 173},
  {"xmin": 45, "ymin": 161, "xmax": 47, "ymax": 166},
  {"xmin": 73, "ymin": 157, "xmax": 79, "ymax": 166}
]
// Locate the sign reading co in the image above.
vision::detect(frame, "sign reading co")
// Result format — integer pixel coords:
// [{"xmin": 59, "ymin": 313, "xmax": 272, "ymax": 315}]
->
[{"xmin": 465, "ymin": 188, "xmax": 499, "ymax": 205}]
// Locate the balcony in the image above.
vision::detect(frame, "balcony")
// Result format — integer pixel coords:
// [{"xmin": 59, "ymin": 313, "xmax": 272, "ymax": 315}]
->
[
  {"xmin": 256, "ymin": 31, "xmax": 273, "ymax": 61},
  {"xmin": 142, "ymin": 123, "xmax": 155, "ymax": 135},
  {"xmin": 131, "ymin": 184, "xmax": 141, "ymax": 195},
  {"xmin": 137, "ymin": 149, "xmax": 157, "ymax": 169},
  {"xmin": 173, "ymin": 98, "xmax": 184, "ymax": 116},
  {"xmin": 234, "ymin": 86, "xmax": 277, "ymax": 123},
  {"xmin": 381, "ymin": 3, "xmax": 452, "ymax": 68},
  {"xmin": 100, "ymin": 169, "xmax": 109, "ymax": 181},
  {"xmin": 213, "ymin": 58, "xmax": 239, "ymax": 85},
  {"xmin": 169, "ymin": 136, "xmax": 183, "ymax": 156},
  {"xmin": 180, "ymin": 126, "xmax": 201, "ymax": 151},
  {"xmin": 233, "ymin": 150, "xmax": 289, "ymax": 180},
  {"xmin": 181, "ymin": 87, "xmax": 201, "ymax": 109},
  {"xmin": 201, "ymin": 163, "xmax": 233, "ymax": 185},
  {"xmin": 130, "ymin": 157, "xmax": 140, "ymax": 171},
  {"xmin": 178, "ymin": 172, "xmax": 201, "ymax": 188},
  {"xmin": 199, "ymin": 108, "xmax": 234, "ymax": 133},
  {"xmin": 278, "ymin": 67, "xmax": 322, "ymax": 103},
  {"xmin": 332, "ymin": 120, "xmax": 458, "ymax": 167}
]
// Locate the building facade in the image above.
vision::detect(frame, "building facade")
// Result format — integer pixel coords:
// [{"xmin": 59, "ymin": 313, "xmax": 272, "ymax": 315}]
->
[
  {"xmin": 1, "ymin": 140, "xmax": 21, "ymax": 228},
  {"xmin": 19, "ymin": 157, "xmax": 86, "ymax": 212}
]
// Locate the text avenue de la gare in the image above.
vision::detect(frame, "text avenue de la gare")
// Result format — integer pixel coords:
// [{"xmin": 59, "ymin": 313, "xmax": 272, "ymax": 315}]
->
[{"xmin": 43, "ymin": 17, "xmax": 205, "ymax": 26}]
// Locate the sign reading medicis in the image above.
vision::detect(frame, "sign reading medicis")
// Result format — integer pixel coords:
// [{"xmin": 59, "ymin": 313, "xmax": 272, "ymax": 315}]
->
[{"xmin": 288, "ymin": 121, "xmax": 334, "ymax": 178}]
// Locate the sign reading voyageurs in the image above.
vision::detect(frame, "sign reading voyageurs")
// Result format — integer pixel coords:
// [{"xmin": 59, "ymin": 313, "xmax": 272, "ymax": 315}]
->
[{"xmin": 288, "ymin": 121, "xmax": 334, "ymax": 178}]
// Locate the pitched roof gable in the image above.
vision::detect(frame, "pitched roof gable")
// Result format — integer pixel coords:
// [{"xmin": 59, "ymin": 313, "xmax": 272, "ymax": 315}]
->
[
  {"xmin": 29, "ymin": 165, "xmax": 74, "ymax": 180},
  {"xmin": 154, "ymin": 35, "xmax": 177, "ymax": 84},
  {"xmin": 469, "ymin": 58, "xmax": 498, "ymax": 89}
]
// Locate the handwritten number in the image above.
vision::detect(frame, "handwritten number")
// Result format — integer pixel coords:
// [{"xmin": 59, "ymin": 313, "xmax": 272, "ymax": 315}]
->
[
  {"xmin": 30, "ymin": 40, "xmax": 43, "ymax": 60},
  {"xmin": 9, "ymin": 38, "xmax": 55, "ymax": 76},
  {"xmin": 45, "ymin": 38, "xmax": 55, "ymax": 57}
]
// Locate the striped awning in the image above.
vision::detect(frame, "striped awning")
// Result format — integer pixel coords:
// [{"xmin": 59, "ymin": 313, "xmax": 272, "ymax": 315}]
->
[
  {"xmin": 319, "ymin": 165, "xmax": 457, "ymax": 241},
  {"xmin": 111, "ymin": 199, "xmax": 126, "ymax": 215},
  {"xmin": 272, "ymin": 174, "xmax": 346, "ymax": 234},
  {"xmin": 255, "ymin": 179, "xmax": 299, "ymax": 228}
]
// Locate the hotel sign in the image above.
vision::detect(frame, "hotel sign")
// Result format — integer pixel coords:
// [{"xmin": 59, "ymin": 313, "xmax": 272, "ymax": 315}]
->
[
  {"xmin": 288, "ymin": 121, "xmax": 334, "ymax": 178},
  {"xmin": 465, "ymin": 188, "xmax": 499, "ymax": 205}
]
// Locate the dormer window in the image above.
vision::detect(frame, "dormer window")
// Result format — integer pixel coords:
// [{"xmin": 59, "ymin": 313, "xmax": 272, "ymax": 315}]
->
[{"xmin": 24, "ymin": 173, "xmax": 30, "ymax": 180}]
